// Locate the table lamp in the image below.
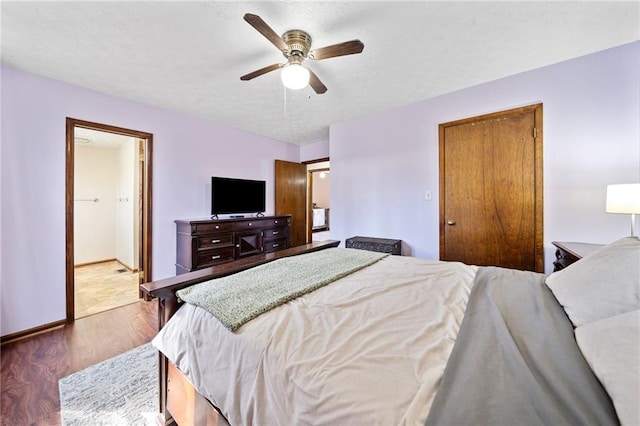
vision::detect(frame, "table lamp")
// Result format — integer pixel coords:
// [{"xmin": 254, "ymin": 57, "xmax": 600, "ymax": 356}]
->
[{"xmin": 606, "ymin": 183, "xmax": 640, "ymax": 237}]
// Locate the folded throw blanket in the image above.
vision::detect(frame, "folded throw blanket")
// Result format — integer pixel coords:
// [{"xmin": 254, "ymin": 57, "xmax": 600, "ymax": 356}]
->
[{"xmin": 177, "ymin": 248, "xmax": 388, "ymax": 331}]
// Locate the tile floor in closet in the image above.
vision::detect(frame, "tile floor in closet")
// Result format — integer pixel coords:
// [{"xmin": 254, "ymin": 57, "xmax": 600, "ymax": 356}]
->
[{"xmin": 74, "ymin": 260, "xmax": 141, "ymax": 318}]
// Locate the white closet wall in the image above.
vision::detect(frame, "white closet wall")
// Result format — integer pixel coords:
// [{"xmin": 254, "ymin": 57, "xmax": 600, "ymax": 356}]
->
[
  {"xmin": 74, "ymin": 140, "xmax": 138, "ymax": 268},
  {"xmin": 115, "ymin": 140, "xmax": 138, "ymax": 270},
  {"xmin": 74, "ymin": 145, "xmax": 117, "ymax": 264}
]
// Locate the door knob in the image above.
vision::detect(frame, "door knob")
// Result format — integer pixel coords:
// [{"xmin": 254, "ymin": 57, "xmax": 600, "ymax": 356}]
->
[{"xmin": 447, "ymin": 220, "xmax": 456, "ymax": 225}]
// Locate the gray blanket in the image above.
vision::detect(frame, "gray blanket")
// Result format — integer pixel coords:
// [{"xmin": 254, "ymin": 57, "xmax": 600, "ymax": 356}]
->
[
  {"xmin": 426, "ymin": 266, "xmax": 619, "ymax": 426},
  {"xmin": 177, "ymin": 248, "xmax": 387, "ymax": 331}
]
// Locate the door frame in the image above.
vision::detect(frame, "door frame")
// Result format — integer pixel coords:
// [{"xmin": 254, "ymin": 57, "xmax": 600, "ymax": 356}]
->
[
  {"xmin": 304, "ymin": 158, "xmax": 330, "ymax": 243},
  {"xmin": 65, "ymin": 117, "xmax": 153, "ymax": 322},
  {"xmin": 438, "ymin": 104, "xmax": 543, "ymax": 271}
]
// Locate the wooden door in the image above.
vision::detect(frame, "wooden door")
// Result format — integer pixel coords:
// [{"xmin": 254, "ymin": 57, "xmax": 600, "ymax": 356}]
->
[
  {"xmin": 439, "ymin": 104, "xmax": 543, "ymax": 272},
  {"xmin": 275, "ymin": 160, "xmax": 308, "ymax": 247}
]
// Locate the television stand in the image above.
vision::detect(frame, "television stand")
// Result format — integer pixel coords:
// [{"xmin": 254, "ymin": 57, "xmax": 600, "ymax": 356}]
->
[{"xmin": 175, "ymin": 215, "xmax": 292, "ymax": 274}]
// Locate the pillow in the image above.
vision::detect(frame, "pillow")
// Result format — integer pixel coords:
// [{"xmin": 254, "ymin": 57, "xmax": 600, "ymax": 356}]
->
[
  {"xmin": 545, "ymin": 237, "xmax": 640, "ymax": 327},
  {"xmin": 575, "ymin": 310, "xmax": 640, "ymax": 426}
]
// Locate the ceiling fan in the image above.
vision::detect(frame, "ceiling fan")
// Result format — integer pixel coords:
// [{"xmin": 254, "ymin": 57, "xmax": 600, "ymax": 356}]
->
[{"xmin": 240, "ymin": 13, "xmax": 364, "ymax": 94}]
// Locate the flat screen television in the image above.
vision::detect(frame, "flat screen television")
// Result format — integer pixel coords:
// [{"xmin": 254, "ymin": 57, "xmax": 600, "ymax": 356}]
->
[{"xmin": 211, "ymin": 176, "xmax": 266, "ymax": 216}]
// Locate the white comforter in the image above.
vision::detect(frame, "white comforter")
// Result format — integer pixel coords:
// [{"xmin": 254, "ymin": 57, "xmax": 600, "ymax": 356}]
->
[{"xmin": 153, "ymin": 255, "xmax": 477, "ymax": 426}]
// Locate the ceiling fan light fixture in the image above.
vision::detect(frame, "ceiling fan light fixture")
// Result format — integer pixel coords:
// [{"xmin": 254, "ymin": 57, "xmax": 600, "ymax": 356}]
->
[
  {"xmin": 281, "ymin": 63, "xmax": 310, "ymax": 90},
  {"xmin": 241, "ymin": 14, "xmax": 363, "ymax": 94}
]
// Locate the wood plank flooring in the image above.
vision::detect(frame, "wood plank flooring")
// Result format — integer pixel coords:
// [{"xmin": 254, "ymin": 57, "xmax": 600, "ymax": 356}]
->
[{"xmin": 0, "ymin": 300, "xmax": 158, "ymax": 426}]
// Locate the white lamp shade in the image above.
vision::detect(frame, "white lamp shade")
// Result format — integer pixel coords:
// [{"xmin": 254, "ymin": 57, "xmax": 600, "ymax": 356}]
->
[
  {"xmin": 280, "ymin": 64, "xmax": 310, "ymax": 90},
  {"xmin": 606, "ymin": 183, "xmax": 640, "ymax": 214}
]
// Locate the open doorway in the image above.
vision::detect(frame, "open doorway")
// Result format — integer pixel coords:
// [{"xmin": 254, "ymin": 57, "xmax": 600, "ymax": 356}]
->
[
  {"xmin": 275, "ymin": 158, "xmax": 330, "ymax": 246},
  {"xmin": 307, "ymin": 160, "xmax": 330, "ymax": 242},
  {"xmin": 65, "ymin": 118, "xmax": 153, "ymax": 321}
]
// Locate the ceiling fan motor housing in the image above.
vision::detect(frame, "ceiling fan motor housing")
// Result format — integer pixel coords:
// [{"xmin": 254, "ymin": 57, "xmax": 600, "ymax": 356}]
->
[{"xmin": 282, "ymin": 30, "xmax": 312, "ymax": 59}]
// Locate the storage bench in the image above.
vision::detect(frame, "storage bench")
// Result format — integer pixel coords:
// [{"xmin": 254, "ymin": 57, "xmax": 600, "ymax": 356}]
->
[{"xmin": 345, "ymin": 236, "xmax": 402, "ymax": 255}]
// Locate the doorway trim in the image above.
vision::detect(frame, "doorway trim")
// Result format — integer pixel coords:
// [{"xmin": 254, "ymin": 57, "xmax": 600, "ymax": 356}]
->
[
  {"xmin": 303, "ymin": 157, "xmax": 330, "ymax": 243},
  {"xmin": 65, "ymin": 118, "xmax": 153, "ymax": 322}
]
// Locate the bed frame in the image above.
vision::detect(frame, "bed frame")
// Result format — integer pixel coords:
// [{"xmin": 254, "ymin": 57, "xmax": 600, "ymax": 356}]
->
[{"xmin": 141, "ymin": 240, "xmax": 340, "ymax": 425}]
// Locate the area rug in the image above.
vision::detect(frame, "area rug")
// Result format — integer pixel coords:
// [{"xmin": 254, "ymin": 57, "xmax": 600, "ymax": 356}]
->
[{"xmin": 59, "ymin": 342, "xmax": 158, "ymax": 425}]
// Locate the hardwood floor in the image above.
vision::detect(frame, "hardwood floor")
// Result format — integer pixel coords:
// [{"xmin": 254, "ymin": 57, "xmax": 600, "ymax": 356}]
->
[
  {"xmin": 75, "ymin": 260, "xmax": 141, "ymax": 319},
  {"xmin": 0, "ymin": 300, "xmax": 158, "ymax": 426}
]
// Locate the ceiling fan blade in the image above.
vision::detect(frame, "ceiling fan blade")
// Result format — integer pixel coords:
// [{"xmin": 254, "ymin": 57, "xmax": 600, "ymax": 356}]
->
[
  {"xmin": 309, "ymin": 40, "xmax": 364, "ymax": 61},
  {"xmin": 240, "ymin": 63, "xmax": 284, "ymax": 81},
  {"xmin": 308, "ymin": 69, "xmax": 327, "ymax": 94},
  {"xmin": 243, "ymin": 13, "xmax": 288, "ymax": 52}
]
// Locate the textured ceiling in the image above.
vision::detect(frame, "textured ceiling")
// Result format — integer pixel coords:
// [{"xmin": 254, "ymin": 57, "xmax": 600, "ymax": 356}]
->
[
  {"xmin": 75, "ymin": 127, "xmax": 133, "ymax": 149},
  {"xmin": 2, "ymin": 1, "xmax": 639, "ymax": 145}
]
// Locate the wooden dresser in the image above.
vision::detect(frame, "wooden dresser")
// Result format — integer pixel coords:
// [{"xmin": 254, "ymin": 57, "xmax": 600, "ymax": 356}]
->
[
  {"xmin": 551, "ymin": 241, "xmax": 604, "ymax": 272},
  {"xmin": 175, "ymin": 215, "xmax": 291, "ymax": 274}
]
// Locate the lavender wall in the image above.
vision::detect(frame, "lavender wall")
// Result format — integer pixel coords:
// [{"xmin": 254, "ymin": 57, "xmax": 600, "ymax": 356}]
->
[
  {"xmin": 0, "ymin": 66, "xmax": 299, "ymax": 336},
  {"xmin": 330, "ymin": 42, "xmax": 640, "ymax": 269},
  {"xmin": 300, "ymin": 139, "xmax": 330, "ymax": 162}
]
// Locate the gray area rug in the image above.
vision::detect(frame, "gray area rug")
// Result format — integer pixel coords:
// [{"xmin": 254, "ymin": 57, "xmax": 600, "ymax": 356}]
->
[{"xmin": 59, "ymin": 342, "xmax": 158, "ymax": 425}]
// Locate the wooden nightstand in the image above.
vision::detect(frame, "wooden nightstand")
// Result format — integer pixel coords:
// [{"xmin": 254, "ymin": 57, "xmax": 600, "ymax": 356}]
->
[{"xmin": 551, "ymin": 241, "xmax": 604, "ymax": 272}]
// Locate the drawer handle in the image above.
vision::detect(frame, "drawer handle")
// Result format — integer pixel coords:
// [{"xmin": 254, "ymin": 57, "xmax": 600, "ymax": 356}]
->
[
  {"xmin": 211, "ymin": 255, "xmax": 221, "ymax": 260},
  {"xmin": 274, "ymin": 220, "xmax": 278, "ymax": 224},
  {"xmin": 272, "ymin": 231, "xmax": 279, "ymax": 235},
  {"xmin": 215, "ymin": 225, "xmax": 220, "ymax": 229},
  {"xmin": 447, "ymin": 220, "xmax": 456, "ymax": 226},
  {"xmin": 273, "ymin": 243, "xmax": 279, "ymax": 247},
  {"xmin": 211, "ymin": 239, "xmax": 221, "ymax": 244},
  {"xmin": 248, "ymin": 222, "xmax": 252, "ymax": 226}
]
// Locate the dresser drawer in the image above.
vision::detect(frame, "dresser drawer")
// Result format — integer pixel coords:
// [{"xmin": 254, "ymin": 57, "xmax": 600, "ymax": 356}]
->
[
  {"xmin": 195, "ymin": 247, "xmax": 235, "ymax": 268},
  {"xmin": 265, "ymin": 217, "xmax": 288, "ymax": 227},
  {"xmin": 264, "ymin": 238, "xmax": 288, "ymax": 253},
  {"xmin": 234, "ymin": 220, "xmax": 263, "ymax": 231},
  {"xmin": 192, "ymin": 222, "xmax": 233, "ymax": 234},
  {"xmin": 263, "ymin": 226, "xmax": 287, "ymax": 240},
  {"xmin": 195, "ymin": 233, "xmax": 234, "ymax": 251}
]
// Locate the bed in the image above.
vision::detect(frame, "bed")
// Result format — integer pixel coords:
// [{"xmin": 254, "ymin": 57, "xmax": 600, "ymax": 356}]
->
[{"xmin": 142, "ymin": 237, "xmax": 639, "ymax": 426}]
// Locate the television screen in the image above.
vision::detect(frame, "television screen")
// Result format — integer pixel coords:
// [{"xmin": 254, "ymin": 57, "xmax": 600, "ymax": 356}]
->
[{"xmin": 211, "ymin": 177, "xmax": 266, "ymax": 215}]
